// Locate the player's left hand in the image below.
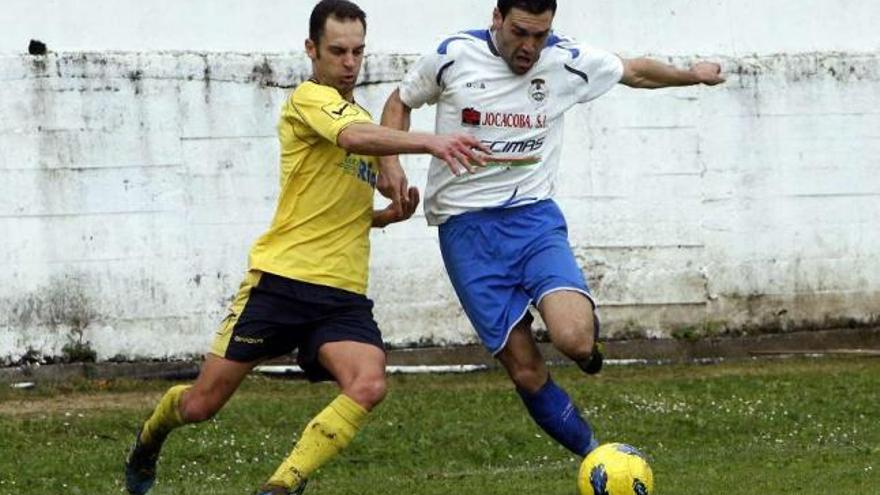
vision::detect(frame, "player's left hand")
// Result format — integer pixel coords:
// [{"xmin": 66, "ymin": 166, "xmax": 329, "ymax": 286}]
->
[
  {"xmin": 373, "ymin": 186, "xmax": 420, "ymax": 228},
  {"xmin": 692, "ymin": 61, "xmax": 725, "ymax": 85}
]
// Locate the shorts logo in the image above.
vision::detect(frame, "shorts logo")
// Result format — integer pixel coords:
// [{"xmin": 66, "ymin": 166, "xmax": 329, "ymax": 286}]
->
[
  {"xmin": 461, "ymin": 107, "xmax": 482, "ymax": 126},
  {"xmin": 528, "ymin": 78, "xmax": 549, "ymax": 104},
  {"xmin": 322, "ymin": 101, "xmax": 360, "ymax": 120},
  {"xmin": 233, "ymin": 336, "xmax": 264, "ymax": 345}
]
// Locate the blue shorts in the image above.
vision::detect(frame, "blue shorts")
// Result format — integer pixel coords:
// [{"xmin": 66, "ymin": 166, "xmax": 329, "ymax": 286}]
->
[{"xmin": 439, "ymin": 199, "xmax": 595, "ymax": 355}]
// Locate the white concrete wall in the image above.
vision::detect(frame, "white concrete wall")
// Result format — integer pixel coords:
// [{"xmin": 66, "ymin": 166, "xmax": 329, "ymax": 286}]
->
[
  {"xmin": 1, "ymin": 2, "xmax": 879, "ymax": 363},
  {"xmin": 3, "ymin": 0, "xmax": 880, "ymax": 56}
]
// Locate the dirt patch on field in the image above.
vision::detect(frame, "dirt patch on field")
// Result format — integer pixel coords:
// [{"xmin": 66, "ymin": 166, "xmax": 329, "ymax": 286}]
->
[{"xmin": 0, "ymin": 390, "xmax": 161, "ymax": 417}]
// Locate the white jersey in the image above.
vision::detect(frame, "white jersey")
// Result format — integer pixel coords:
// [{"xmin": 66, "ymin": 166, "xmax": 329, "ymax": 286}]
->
[{"xmin": 399, "ymin": 29, "xmax": 624, "ymax": 225}]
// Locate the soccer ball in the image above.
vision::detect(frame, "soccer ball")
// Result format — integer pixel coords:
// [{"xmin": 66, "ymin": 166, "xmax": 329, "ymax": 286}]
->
[{"xmin": 577, "ymin": 443, "xmax": 654, "ymax": 495}]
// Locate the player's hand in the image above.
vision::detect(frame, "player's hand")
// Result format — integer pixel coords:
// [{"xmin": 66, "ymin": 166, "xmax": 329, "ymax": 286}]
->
[
  {"xmin": 373, "ymin": 186, "xmax": 420, "ymax": 228},
  {"xmin": 692, "ymin": 61, "xmax": 725, "ymax": 85},
  {"xmin": 426, "ymin": 134, "xmax": 492, "ymax": 176},
  {"xmin": 377, "ymin": 157, "xmax": 409, "ymax": 217}
]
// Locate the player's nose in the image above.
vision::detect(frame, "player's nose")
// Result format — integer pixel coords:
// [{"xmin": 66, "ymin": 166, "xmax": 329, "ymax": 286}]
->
[{"xmin": 526, "ymin": 37, "xmax": 543, "ymax": 53}]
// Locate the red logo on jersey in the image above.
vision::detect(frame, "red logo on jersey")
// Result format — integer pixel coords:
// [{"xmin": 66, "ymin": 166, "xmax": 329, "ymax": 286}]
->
[
  {"xmin": 462, "ymin": 107, "xmax": 547, "ymax": 129},
  {"xmin": 461, "ymin": 107, "xmax": 482, "ymax": 127},
  {"xmin": 482, "ymin": 112, "xmax": 547, "ymax": 129}
]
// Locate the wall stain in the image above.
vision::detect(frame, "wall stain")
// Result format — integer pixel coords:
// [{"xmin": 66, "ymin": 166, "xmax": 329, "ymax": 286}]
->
[
  {"xmin": 2, "ymin": 273, "xmax": 100, "ymax": 365},
  {"xmin": 250, "ymin": 58, "xmax": 274, "ymax": 86}
]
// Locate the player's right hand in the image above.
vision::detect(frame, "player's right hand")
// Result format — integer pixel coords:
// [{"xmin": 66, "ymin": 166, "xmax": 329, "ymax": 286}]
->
[
  {"xmin": 378, "ymin": 157, "xmax": 409, "ymax": 218},
  {"xmin": 426, "ymin": 134, "xmax": 492, "ymax": 176}
]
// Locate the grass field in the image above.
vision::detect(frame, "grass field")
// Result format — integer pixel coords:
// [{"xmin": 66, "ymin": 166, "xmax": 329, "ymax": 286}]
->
[{"xmin": 1, "ymin": 356, "xmax": 878, "ymax": 494}]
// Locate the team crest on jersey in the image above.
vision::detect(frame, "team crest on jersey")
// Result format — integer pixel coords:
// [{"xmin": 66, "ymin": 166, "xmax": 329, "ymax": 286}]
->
[
  {"xmin": 528, "ymin": 78, "xmax": 549, "ymax": 105},
  {"xmin": 461, "ymin": 107, "xmax": 482, "ymax": 127}
]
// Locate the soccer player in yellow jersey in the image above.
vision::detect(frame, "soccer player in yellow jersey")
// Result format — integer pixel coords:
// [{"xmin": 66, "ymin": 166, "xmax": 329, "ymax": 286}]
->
[{"xmin": 124, "ymin": 1, "xmax": 488, "ymax": 494}]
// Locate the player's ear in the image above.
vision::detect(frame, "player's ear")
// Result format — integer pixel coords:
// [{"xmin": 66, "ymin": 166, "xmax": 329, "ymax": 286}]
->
[
  {"xmin": 492, "ymin": 7, "xmax": 503, "ymax": 31},
  {"xmin": 305, "ymin": 38, "xmax": 318, "ymax": 61}
]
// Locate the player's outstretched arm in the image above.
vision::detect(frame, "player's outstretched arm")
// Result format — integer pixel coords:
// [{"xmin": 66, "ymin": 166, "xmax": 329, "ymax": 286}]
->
[
  {"xmin": 380, "ymin": 89, "xmax": 488, "ymax": 176},
  {"xmin": 337, "ymin": 122, "xmax": 488, "ymax": 174},
  {"xmin": 339, "ymin": 112, "xmax": 488, "ymax": 217},
  {"xmin": 620, "ymin": 58, "xmax": 725, "ymax": 89}
]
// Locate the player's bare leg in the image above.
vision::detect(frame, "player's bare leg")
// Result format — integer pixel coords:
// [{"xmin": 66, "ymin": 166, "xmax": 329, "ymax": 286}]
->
[
  {"xmin": 497, "ymin": 317, "xmax": 598, "ymax": 455},
  {"xmin": 497, "ymin": 316, "xmax": 549, "ymax": 393},
  {"xmin": 180, "ymin": 354, "xmax": 259, "ymax": 421},
  {"xmin": 257, "ymin": 341, "xmax": 386, "ymax": 494},
  {"xmin": 537, "ymin": 290, "xmax": 603, "ymax": 374},
  {"xmin": 125, "ymin": 355, "xmax": 256, "ymax": 494},
  {"xmin": 319, "ymin": 340, "xmax": 388, "ymax": 410}
]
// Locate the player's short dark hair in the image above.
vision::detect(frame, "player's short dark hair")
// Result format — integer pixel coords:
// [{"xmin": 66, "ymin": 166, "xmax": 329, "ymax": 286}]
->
[
  {"xmin": 497, "ymin": 0, "xmax": 557, "ymax": 17},
  {"xmin": 309, "ymin": 0, "xmax": 367, "ymax": 45}
]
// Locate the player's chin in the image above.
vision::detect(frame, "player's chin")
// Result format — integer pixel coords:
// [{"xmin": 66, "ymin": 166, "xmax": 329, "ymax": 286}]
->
[
  {"xmin": 338, "ymin": 76, "xmax": 357, "ymax": 90},
  {"xmin": 513, "ymin": 59, "xmax": 534, "ymax": 74}
]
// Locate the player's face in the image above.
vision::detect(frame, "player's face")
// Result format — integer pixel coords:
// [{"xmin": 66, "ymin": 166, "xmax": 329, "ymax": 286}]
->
[
  {"xmin": 492, "ymin": 7, "xmax": 554, "ymax": 75},
  {"xmin": 306, "ymin": 16, "xmax": 365, "ymax": 98}
]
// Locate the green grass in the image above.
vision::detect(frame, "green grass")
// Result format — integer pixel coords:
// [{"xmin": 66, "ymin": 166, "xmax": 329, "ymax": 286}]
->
[{"xmin": 1, "ymin": 357, "xmax": 878, "ymax": 494}]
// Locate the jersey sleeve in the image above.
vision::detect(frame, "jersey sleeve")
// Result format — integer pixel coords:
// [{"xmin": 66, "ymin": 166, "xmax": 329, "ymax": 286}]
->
[
  {"xmin": 286, "ymin": 83, "xmax": 373, "ymax": 144},
  {"xmin": 398, "ymin": 51, "xmax": 446, "ymax": 109},
  {"xmin": 563, "ymin": 43, "xmax": 624, "ymax": 104}
]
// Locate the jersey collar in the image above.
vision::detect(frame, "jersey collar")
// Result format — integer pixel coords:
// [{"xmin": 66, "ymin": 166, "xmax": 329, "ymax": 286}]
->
[{"xmin": 487, "ymin": 29, "xmax": 501, "ymax": 57}]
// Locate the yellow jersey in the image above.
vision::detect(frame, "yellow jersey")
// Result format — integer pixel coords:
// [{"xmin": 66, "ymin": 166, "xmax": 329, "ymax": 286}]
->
[{"xmin": 248, "ymin": 80, "xmax": 379, "ymax": 295}]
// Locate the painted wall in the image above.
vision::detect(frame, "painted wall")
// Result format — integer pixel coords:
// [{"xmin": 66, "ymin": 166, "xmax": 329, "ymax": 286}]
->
[
  {"xmin": 2, "ymin": 0, "xmax": 879, "ymax": 56},
  {"xmin": 1, "ymin": 2, "xmax": 879, "ymax": 363}
]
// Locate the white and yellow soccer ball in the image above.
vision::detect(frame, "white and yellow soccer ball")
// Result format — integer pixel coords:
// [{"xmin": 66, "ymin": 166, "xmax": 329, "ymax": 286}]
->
[{"xmin": 577, "ymin": 443, "xmax": 654, "ymax": 495}]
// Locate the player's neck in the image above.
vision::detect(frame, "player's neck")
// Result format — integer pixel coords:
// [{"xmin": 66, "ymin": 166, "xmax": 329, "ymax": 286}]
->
[{"xmin": 309, "ymin": 76, "xmax": 355, "ymax": 102}]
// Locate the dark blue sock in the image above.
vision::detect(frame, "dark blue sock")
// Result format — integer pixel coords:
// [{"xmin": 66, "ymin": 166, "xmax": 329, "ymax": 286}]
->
[{"xmin": 517, "ymin": 377, "xmax": 598, "ymax": 456}]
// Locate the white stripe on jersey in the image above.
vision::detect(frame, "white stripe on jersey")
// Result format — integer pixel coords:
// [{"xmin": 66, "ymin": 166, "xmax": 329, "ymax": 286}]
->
[{"xmin": 399, "ymin": 29, "xmax": 623, "ymax": 225}]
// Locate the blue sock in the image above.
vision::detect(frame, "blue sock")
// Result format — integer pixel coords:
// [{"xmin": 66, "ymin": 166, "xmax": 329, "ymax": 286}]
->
[{"xmin": 517, "ymin": 377, "xmax": 598, "ymax": 456}]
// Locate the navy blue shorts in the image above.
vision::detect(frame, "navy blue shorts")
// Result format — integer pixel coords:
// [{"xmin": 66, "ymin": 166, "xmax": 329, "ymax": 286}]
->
[
  {"xmin": 439, "ymin": 199, "xmax": 595, "ymax": 355},
  {"xmin": 210, "ymin": 271, "xmax": 385, "ymax": 382}
]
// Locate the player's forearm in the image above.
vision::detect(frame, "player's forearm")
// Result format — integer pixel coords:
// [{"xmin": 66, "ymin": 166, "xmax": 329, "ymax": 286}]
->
[
  {"xmin": 621, "ymin": 58, "xmax": 701, "ymax": 89},
  {"xmin": 337, "ymin": 123, "xmax": 431, "ymax": 156},
  {"xmin": 376, "ymin": 89, "xmax": 413, "ymax": 175},
  {"xmin": 381, "ymin": 88, "xmax": 412, "ymax": 132}
]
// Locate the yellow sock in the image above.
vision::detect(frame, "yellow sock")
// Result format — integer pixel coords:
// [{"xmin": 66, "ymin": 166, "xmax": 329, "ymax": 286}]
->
[
  {"xmin": 267, "ymin": 394, "xmax": 368, "ymax": 488},
  {"xmin": 139, "ymin": 384, "xmax": 190, "ymax": 446}
]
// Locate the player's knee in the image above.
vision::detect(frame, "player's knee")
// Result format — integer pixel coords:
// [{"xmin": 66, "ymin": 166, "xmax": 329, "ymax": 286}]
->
[
  {"xmin": 345, "ymin": 375, "xmax": 387, "ymax": 411},
  {"xmin": 509, "ymin": 363, "xmax": 548, "ymax": 394},
  {"xmin": 551, "ymin": 317, "xmax": 595, "ymax": 361},
  {"xmin": 179, "ymin": 391, "xmax": 221, "ymax": 423}
]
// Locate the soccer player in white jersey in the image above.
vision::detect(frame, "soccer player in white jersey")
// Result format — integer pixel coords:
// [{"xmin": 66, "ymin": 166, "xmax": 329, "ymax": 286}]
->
[{"xmin": 381, "ymin": 0, "xmax": 725, "ymax": 457}]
